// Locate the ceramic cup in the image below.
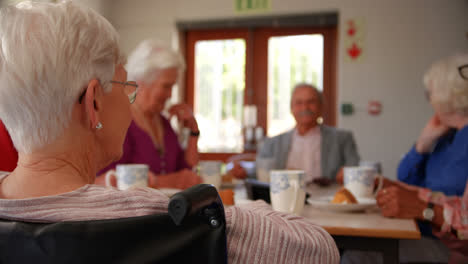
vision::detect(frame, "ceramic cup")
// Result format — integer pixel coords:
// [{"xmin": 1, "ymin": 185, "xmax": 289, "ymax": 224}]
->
[
  {"xmin": 256, "ymin": 157, "xmax": 275, "ymax": 182},
  {"xmin": 359, "ymin": 160, "xmax": 382, "ymax": 174},
  {"xmin": 198, "ymin": 161, "xmax": 223, "ymax": 189},
  {"xmin": 343, "ymin": 166, "xmax": 383, "ymax": 198},
  {"xmin": 105, "ymin": 164, "xmax": 149, "ymax": 190},
  {"xmin": 270, "ymin": 170, "xmax": 306, "ymax": 215}
]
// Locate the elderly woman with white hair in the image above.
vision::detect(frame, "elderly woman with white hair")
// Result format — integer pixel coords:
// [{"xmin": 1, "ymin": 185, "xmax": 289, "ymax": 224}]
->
[
  {"xmin": 98, "ymin": 39, "xmax": 202, "ymax": 189},
  {"xmin": 396, "ymin": 53, "xmax": 468, "ymax": 196},
  {"xmin": 0, "ymin": 3, "xmax": 340, "ymax": 263},
  {"xmin": 375, "ymin": 53, "xmax": 468, "ymax": 264},
  {"xmin": 0, "ymin": 1, "xmax": 134, "ymax": 197}
]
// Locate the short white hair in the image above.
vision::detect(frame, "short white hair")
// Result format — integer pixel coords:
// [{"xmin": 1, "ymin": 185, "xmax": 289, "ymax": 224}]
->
[
  {"xmin": 424, "ymin": 53, "xmax": 468, "ymax": 115},
  {"xmin": 0, "ymin": 1, "xmax": 124, "ymax": 153},
  {"xmin": 126, "ymin": 39, "xmax": 185, "ymax": 83}
]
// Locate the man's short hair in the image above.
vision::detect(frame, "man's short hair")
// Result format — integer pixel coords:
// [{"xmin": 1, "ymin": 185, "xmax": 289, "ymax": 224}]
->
[{"xmin": 291, "ymin": 83, "xmax": 323, "ymax": 106}]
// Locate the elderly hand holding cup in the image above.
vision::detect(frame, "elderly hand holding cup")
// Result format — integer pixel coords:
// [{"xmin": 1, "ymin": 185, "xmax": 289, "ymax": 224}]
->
[{"xmin": 376, "ymin": 180, "xmax": 432, "ymax": 220}]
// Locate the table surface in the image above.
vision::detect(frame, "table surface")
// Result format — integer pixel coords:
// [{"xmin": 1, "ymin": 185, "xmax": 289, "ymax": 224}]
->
[
  {"xmin": 302, "ymin": 183, "xmax": 421, "ymax": 240},
  {"xmin": 302, "ymin": 206, "xmax": 420, "ymax": 239},
  {"xmin": 233, "ymin": 181, "xmax": 421, "ymax": 240}
]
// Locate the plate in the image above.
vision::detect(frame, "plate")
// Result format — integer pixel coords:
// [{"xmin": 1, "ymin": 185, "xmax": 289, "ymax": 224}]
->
[{"xmin": 307, "ymin": 196, "xmax": 377, "ymax": 212}]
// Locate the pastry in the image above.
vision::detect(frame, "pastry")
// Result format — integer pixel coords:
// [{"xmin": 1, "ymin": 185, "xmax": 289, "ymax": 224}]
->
[{"xmin": 331, "ymin": 187, "xmax": 358, "ymax": 204}]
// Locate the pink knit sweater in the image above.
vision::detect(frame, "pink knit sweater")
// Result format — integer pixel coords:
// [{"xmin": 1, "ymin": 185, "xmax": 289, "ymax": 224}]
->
[{"xmin": 0, "ymin": 172, "xmax": 339, "ymax": 263}]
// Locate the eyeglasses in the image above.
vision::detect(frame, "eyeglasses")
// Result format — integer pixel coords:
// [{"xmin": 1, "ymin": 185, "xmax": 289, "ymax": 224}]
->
[
  {"xmin": 459, "ymin": 65, "xmax": 468, "ymax": 80},
  {"xmin": 78, "ymin": 80, "xmax": 138, "ymax": 104},
  {"xmin": 110, "ymin": 80, "xmax": 138, "ymax": 104}
]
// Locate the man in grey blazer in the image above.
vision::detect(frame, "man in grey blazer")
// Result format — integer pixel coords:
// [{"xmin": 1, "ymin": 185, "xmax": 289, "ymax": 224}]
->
[{"xmin": 257, "ymin": 83, "xmax": 359, "ymax": 183}]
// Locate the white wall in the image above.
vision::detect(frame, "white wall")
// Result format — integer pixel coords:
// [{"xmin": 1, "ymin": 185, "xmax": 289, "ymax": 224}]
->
[
  {"xmin": 107, "ymin": 0, "xmax": 468, "ymax": 179},
  {"xmin": 75, "ymin": 0, "xmax": 112, "ymax": 21}
]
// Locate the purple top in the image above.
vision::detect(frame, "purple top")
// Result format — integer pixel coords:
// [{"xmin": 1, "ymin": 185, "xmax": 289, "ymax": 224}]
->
[{"xmin": 100, "ymin": 116, "xmax": 190, "ymax": 175}]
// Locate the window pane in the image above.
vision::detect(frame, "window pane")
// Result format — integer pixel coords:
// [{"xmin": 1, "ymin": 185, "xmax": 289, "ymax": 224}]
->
[
  {"xmin": 267, "ymin": 34, "xmax": 324, "ymax": 137},
  {"xmin": 194, "ymin": 39, "xmax": 246, "ymax": 153}
]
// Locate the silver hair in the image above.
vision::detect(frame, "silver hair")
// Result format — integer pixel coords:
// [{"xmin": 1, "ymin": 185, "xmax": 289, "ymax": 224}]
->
[
  {"xmin": 424, "ymin": 53, "xmax": 468, "ymax": 115},
  {"xmin": 126, "ymin": 39, "xmax": 185, "ymax": 83},
  {"xmin": 291, "ymin": 83, "xmax": 323, "ymax": 105},
  {"xmin": 0, "ymin": 1, "xmax": 124, "ymax": 153}
]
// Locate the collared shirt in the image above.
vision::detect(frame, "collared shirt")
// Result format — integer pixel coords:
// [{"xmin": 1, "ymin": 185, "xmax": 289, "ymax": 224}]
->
[{"xmin": 286, "ymin": 127, "xmax": 321, "ymax": 183}]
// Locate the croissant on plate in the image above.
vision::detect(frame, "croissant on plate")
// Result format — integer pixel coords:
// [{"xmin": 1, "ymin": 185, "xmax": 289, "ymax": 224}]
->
[{"xmin": 331, "ymin": 187, "xmax": 358, "ymax": 204}]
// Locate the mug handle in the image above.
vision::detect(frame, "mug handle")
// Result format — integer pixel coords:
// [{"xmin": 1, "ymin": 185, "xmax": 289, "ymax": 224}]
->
[
  {"xmin": 373, "ymin": 174, "xmax": 384, "ymax": 196},
  {"xmin": 290, "ymin": 180, "xmax": 299, "ymax": 213},
  {"xmin": 105, "ymin": 170, "xmax": 116, "ymax": 187}
]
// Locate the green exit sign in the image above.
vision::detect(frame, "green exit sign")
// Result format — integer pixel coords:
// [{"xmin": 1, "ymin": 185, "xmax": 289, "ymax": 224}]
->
[{"xmin": 235, "ymin": 0, "xmax": 270, "ymax": 13}]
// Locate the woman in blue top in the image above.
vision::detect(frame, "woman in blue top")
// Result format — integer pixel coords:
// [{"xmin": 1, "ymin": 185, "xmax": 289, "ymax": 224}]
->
[
  {"xmin": 398, "ymin": 54, "xmax": 468, "ymax": 197},
  {"xmin": 368, "ymin": 54, "xmax": 468, "ymax": 263}
]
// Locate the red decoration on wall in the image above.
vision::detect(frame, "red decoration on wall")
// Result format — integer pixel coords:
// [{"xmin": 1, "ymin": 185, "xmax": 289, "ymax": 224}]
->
[
  {"xmin": 346, "ymin": 21, "xmax": 356, "ymax": 37},
  {"xmin": 344, "ymin": 18, "xmax": 365, "ymax": 62},
  {"xmin": 347, "ymin": 43, "xmax": 361, "ymax": 59}
]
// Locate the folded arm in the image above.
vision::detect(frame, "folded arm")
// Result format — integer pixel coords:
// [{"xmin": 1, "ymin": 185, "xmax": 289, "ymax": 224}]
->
[{"xmin": 225, "ymin": 201, "xmax": 340, "ymax": 263}]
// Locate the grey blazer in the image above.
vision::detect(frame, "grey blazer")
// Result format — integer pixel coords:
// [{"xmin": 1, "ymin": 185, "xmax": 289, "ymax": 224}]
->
[{"xmin": 257, "ymin": 125, "xmax": 360, "ymax": 180}]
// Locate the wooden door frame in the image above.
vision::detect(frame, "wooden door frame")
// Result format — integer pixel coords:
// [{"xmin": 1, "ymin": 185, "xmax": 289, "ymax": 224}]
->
[
  {"xmin": 252, "ymin": 27, "xmax": 337, "ymax": 134},
  {"xmin": 184, "ymin": 26, "xmax": 337, "ymax": 162},
  {"xmin": 185, "ymin": 29, "xmax": 251, "ymax": 161}
]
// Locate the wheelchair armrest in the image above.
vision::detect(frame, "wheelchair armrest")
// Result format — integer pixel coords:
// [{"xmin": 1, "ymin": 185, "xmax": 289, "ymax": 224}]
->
[{"xmin": 168, "ymin": 184, "xmax": 223, "ymax": 226}]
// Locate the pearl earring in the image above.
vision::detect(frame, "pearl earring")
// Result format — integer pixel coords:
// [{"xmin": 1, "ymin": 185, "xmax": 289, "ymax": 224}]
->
[
  {"xmin": 96, "ymin": 122, "xmax": 103, "ymax": 130},
  {"xmin": 316, "ymin": 116, "xmax": 323, "ymax": 124}
]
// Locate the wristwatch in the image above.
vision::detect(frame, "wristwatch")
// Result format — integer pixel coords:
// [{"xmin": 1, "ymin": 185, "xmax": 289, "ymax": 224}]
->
[{"xmin": 422, "ymin": 202, "xmax": 435, "ymax": 222}]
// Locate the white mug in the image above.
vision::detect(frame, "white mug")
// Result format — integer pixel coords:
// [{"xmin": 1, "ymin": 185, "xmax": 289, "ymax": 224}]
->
[
  {"xmin": 198, "ymin": 161, "xmax": 222, "ymax": 189},
  {"xmin": 359, "ymin": 160, "xmax": 382, "ymax": 174},
  {"xmin": 270, "ymin": 170, "xmax": 306, "ymax": 215},
  {"xmin": 343, "ymin": 166, "xmax": 383, "ymax": 198},
  {"xmin": 105, "ymin": 164, "xmax": 149, "ymax": 190}
]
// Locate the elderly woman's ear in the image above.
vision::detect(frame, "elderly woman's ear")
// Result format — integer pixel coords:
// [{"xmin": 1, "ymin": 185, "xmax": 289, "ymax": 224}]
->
[{"xmin": 83, "ymin": 79, "xmax": 103, "ymax": 130}]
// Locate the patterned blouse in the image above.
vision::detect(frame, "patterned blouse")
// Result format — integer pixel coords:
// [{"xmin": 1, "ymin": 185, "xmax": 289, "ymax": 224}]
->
[{"xmin": 419, "ymin": 182, "xmax": 468, "ymax": 239}]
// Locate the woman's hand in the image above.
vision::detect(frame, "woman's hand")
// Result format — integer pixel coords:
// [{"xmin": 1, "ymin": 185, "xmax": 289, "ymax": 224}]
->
[
  {"xmin": 380, "ymin": 177, "xmax": 398, "ymax": 189},
  {"xmin": 376, "ymin": 182, "xmax": 426, "ymax": 219},
  {"xmin": 150, "ymin": 169, "xmax": 202, "ymax": 190},
  {"xmin": 168, "ymin": 103, "xmax": 198, "ymax": 132},
  {"xmin": 415, "ymin": 114, "xmax": 450, "ymax": 153}
]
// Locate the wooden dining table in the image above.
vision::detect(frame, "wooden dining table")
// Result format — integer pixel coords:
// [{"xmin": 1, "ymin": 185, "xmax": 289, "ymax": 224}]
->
[
  {"xmin": 303, "ymin": 205, "xmax": 420, "ymax": 264},
  {"xmin": 234, "ymin": 181, "xmax": 421, "ymax": 264},
  {"xmin": 302, "ymin": 184, "xmax": 421, "ymax": 264}
]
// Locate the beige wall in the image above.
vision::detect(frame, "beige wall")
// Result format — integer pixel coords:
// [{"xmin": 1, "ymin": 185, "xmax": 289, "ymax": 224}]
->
[{"xmin": 103, "ymin": 0, "xmax": 467, "ymax": 179}]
